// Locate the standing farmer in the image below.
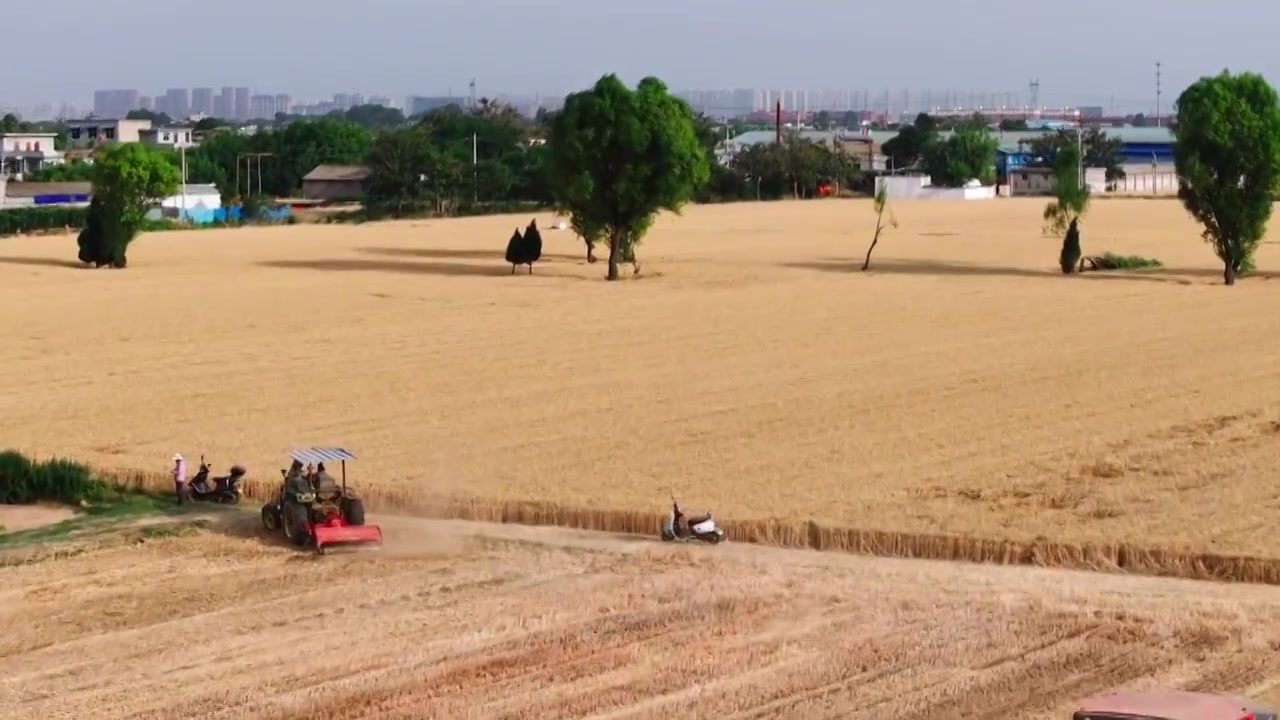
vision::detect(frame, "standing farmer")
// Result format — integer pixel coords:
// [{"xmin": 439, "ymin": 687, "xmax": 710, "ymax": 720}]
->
[{"xmin": 171, "ymin": 453, "xmax": 186, "ymax": 504}]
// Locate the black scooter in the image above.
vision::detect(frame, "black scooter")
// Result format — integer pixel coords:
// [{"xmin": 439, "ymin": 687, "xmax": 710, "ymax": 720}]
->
[
  {"xmin": 187, "ymin": 455, "xmax": 246, "ymax": 504},
  {"xmin": 660, "ymin": 499, "xmax": 724, "ymax": 544}
]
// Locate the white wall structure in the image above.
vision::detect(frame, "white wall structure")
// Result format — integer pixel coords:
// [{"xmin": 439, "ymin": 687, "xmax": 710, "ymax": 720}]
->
[
  {"xmin": 875, "ymin": 175, "xmax": 996, "ymax": 200},
  {"xmin": 1008, "ymin": 167, "xmax": 1109, "ymax": 196}
]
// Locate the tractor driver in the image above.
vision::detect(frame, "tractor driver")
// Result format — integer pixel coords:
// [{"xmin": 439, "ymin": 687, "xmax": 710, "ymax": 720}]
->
[
  {"xmin": 285, "ymin": 460, "xmax": 311, "ymax": 498},
  {"xmin": 313, "ymin": 462, "xmax": 339, "ymax": 498}
]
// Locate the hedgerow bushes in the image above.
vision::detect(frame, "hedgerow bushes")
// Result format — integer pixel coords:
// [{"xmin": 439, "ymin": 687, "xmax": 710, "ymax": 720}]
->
[
  {"xmin": 0, "ymin": 450, "xmax": 107, "ymax": 505},
  {"xmin": 0, "ymin": 206, "xmax": 88, "ymax": 236}
]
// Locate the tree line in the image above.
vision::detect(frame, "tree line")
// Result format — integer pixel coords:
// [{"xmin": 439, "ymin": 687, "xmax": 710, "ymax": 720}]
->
[{"xmin": 44, "ymin": 70, "xmax": 1280, "ymax": 285}]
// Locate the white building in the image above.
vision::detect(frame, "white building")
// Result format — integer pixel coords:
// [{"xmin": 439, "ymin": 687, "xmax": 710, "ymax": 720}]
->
[
  {"xmin": 63, "ymin": 118, "xmax": 152, "ymax": 148},
  {"xmin": 140, "ymin": 126, "xmax": 196, "ymax": 149},
  {"xmin": 0, "ymin": 132, "xmax": 64, "ymax": 175}
]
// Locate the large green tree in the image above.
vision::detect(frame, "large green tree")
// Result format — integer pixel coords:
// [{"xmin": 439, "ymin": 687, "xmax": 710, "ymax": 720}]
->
[
  {"xmin": 1173, "ymin": 70, "xmax": 1280, "ymax": 285},
  {"xmin": 77, "ymin": 143, "xmax": 179, "ymax": 267},
  {"xmin": 546, "ymin": 74, "xmax": 710, "ymax": 280},
  {"xmin": 881, "ymin": 113, "xmax": 939, "ymax": 171},
  {"xmin": 1021, "ymin": 127, "xmax": 1126, "ymax": 183},
  {"xmin": 364, "ymin": 126, "xmax": 436, "ymax": 217},
  {"xmin": 924, "ymin": 122, "xmax": 998, "ymax": 187}
]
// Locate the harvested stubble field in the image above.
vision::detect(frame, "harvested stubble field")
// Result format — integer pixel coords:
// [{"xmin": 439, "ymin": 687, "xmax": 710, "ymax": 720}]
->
[
  {"xmin": 4, "ymin": 199, "xmax": 1280, "ymax": 569},
  {"xmin": 3, "ymin": 514, "xmax": 1280, "ymax": 719}
]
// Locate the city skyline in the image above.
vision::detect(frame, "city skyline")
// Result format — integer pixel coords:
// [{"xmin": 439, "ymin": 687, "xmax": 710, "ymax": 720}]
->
[
  {"xmin": 10, "ymin": 80, "xmax": 1166, "ymax": 124},
  {"xmin": 8, "ymin": 0, "xmax": 1280, "ymax": 112}
]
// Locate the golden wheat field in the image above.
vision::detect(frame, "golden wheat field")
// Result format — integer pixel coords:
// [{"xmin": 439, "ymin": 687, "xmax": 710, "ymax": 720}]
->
[
  {"xmin": 3, "ymin": 511, "xmax": 1280, "ymax": 720},
  {"xmin": 7, "ymin": 199, "xmax": 1280, "ymax": 718},
  {"xmin": 5, "ymin": 199, "xmax": 1280, "ymax": 557}
]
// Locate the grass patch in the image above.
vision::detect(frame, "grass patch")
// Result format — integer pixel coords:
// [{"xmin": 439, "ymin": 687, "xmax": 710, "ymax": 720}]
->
[
  {"xmin": 138, "ymin": 520, "xmax": 210, "ymax": 540},
  {"xmin": 81, "ymin": 490, "xmax": 182, "ymax": 519},
  {"xmin": 1080, "ymin": 252, "xmax": 1164, "ymax": 272},
  {"xmin": 1095, "ymin": 252, "xmax": 1163, "ymax": 270},
  {"xmin": 0, "ymin": 490, "xmax": 188, "ymax": 550}
]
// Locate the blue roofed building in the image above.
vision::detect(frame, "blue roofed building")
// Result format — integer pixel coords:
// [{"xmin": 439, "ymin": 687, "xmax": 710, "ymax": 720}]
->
[
  {"xmin": 726, "ymin": 125, "xmax": 1176, "ymax": 186},
  {"xmin": 994, "ymin": 127, "xmax": 1174, "ymax": 177}
]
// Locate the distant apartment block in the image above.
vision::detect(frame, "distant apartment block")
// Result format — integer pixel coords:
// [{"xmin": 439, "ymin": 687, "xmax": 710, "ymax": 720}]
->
[
  {"xmin": 191, "ymin": 88, "xmax": 214, "ymax": 116},
  {"xmin": 215, "ymin": 87, "xmax": 234, "ymax": 119},
  {"xmin": 64, "ymin": 118, "xmax": 152, "ymax": 149},
  {"xmin": 250, "ymin": 94, "xmax": 283, "ymax": 120},
  {"xmin": 406, "ymin": 96, "xmax": 466, "ymax": 116},
  {"xmin": 233, "ymin": 87, "xmax": 250, "ymax": 121},
  {"xmin": 139, "ymin": 96, "xmax": 153, "ymax": 111},
  {"xmin": 92, "ymin": 89, "xmax": 141, "ymax": 119},
  {"xmin": 158, "ymin": 88, "xmax": 190, "ymax": 119}
]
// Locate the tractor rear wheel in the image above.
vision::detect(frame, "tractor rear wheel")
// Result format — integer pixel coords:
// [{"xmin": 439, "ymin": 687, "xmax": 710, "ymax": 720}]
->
[
  {"xmin": 285, "ymin": 504, "xmax": 311, "ymax": 547},
  {"xmin": 343, "ymin": 498, "xmax": 366, "ymax": 527}
]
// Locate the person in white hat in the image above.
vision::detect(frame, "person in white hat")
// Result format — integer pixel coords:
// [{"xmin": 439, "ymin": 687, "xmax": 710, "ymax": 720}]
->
[{"xmin": 171, "ymin": 453, "xmax": 187, "ymax": 504}]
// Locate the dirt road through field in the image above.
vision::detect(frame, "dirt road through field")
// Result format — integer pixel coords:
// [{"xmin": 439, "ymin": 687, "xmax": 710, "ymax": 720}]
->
[{"xmin": 3, "ymin": 511, "xmax": 1279, "ymax": 719}]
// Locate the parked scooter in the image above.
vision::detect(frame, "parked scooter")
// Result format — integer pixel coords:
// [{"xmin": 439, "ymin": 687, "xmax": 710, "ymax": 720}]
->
[
  {"xmin": 660, "ymin": 497, "xmax": 725, "ymax": 544},
  {"xmin": 186, "ymin": 455, "xmax": 246, "ymax": 504}
]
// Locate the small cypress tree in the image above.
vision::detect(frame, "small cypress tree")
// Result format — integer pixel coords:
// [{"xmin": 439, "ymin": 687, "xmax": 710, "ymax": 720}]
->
[
  {"xmin": 1059, "ymin": 218, "xmax": 1082, "ymax": 274},
  {"xmin": 504, "ymin": 228, "xmax": 525, "ymax": 274},
  {"xmin": 524, "ymin": 218, "xmax": 543, "ymax": 269}
]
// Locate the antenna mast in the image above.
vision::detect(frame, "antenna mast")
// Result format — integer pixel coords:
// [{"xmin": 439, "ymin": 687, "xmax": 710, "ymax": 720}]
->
[{"xmin": 1155, "ymin": 62, "xmax": 1162, "ymax": 127}]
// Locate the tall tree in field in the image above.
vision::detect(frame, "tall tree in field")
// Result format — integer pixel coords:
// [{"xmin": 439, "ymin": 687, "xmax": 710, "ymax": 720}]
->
[
  {"xmin": 77, "ymin": 143, "xmax": 179, "ymax": 268},
  {"xmin": 1043, "ymin": 143, "xmax": 1090, "ymax": 274},
  {"xmin": 546, "ymin": 74, "xmax": 710, "ymax": 280},
  {"xmin": 861, "ymin": 181, "xmax": 898, "ymax": 271},
  {"xmin": 1173, "ymin": 70, "xmax": 1280, "ymax": 285}
]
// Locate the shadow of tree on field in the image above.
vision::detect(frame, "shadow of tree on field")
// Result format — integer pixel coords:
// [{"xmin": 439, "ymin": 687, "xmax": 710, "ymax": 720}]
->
[
  {"xmin": 784, "ymin": 258, "xmax": 1057, "ymax": 279},
  {"xmin": 359, "ymin": 246, "xmax": 582, "ymax": 262},
  {"xmin": 261, "ymin": 258, "xmax": 512, "ymax": 277},
  {"xmin": 0, "ymin": 256, "xmax": 85, "ymax": 270},
  {"xmin": 782, "ymin": 258, "xmax": 1275, "ymax": 286}
]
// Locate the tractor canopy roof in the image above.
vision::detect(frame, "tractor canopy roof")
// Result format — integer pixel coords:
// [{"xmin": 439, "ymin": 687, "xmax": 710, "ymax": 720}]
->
[{"xmin": 289, "ymin": 447, "xmax": 357, "ymax": 465}]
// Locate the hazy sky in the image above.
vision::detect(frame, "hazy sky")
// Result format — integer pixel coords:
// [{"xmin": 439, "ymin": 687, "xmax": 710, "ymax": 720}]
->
[{"xmin": 11, "ymin": 0, "xmax": 1280, "ymax": 109}]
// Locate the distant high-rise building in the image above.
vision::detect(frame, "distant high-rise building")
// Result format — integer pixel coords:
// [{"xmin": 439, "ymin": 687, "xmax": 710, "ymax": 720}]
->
[
  {"xmin": 233, "ymin": 87, "xmax": 250, "ymax": 121},
  {"xmin": 139, "ymin": 96, "xmax": 153, "ymax": 112},
  {"xmin": 275, "ymin": 94, "xmax": 291, "ymax": 115},
  {"xmin": 191, "ymin": 88, "xmax": 214, "ymax": 116},
  {"xmin": 92, "ymin": 89, "xmax": 140, "ymax": 119},
  {"xmin": 406, "ymin": 95, "xmax": 466, "ymax": 116},
  {"xmin": 368, "ymin": 96, "xmax": 392, "ymax": 108},
  {"xmin": 250, "ymin": 94, "xmax": 279, "ymax": 119},
  {"xmin": 163, "ymin": 88, "xmax": 190, "ymax": 119},
  {"xmin": 214, "ymin": 88, "xmax": 232, "ymax": 119},
  {"xmin": 333, "ymin": 93, "xmax": 352, "ymax": 111}
]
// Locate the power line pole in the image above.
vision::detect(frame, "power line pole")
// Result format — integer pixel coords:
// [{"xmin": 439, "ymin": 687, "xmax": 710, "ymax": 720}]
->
[{"xmin": 1155, "ymin": 61, "xmax": 1163, "ymax": 127}]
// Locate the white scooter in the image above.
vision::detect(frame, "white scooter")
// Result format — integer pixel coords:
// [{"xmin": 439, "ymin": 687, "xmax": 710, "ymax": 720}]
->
[{"xmin": 660, "ymin": 499, "xmax": 725, "ymax": 544}]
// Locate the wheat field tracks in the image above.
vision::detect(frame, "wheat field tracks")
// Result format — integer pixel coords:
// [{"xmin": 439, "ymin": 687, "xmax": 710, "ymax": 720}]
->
[
  {"xmin": 3, "ymin": 199, "xmax": 1280, "ymax": 555},
  {"xmin": 4, "ymin": 515, "xmax": 1280, "ymax": 720}
]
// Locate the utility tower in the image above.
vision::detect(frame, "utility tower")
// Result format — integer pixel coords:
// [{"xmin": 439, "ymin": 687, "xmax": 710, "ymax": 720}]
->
[
  {"xmin": 1028, "ymin": 78, "xmax": 1040, "ymax": 112},
  {"xmin": 1155, "ymin": 62, "xmax": 1162, "ymax": 127},
  {"xmin": 468, "ymin": 78, "xmax": 477, "ymax": 110}
]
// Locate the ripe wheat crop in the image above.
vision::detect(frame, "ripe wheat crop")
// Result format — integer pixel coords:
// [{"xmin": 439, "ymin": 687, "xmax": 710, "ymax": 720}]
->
[
  {"xmin": 3, "ymin": 199, "xmax": 1280, "ymax": 561},
  {"xmin": 3, "ymin": 516, "xmax": 1280, "ymax": 719}
]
